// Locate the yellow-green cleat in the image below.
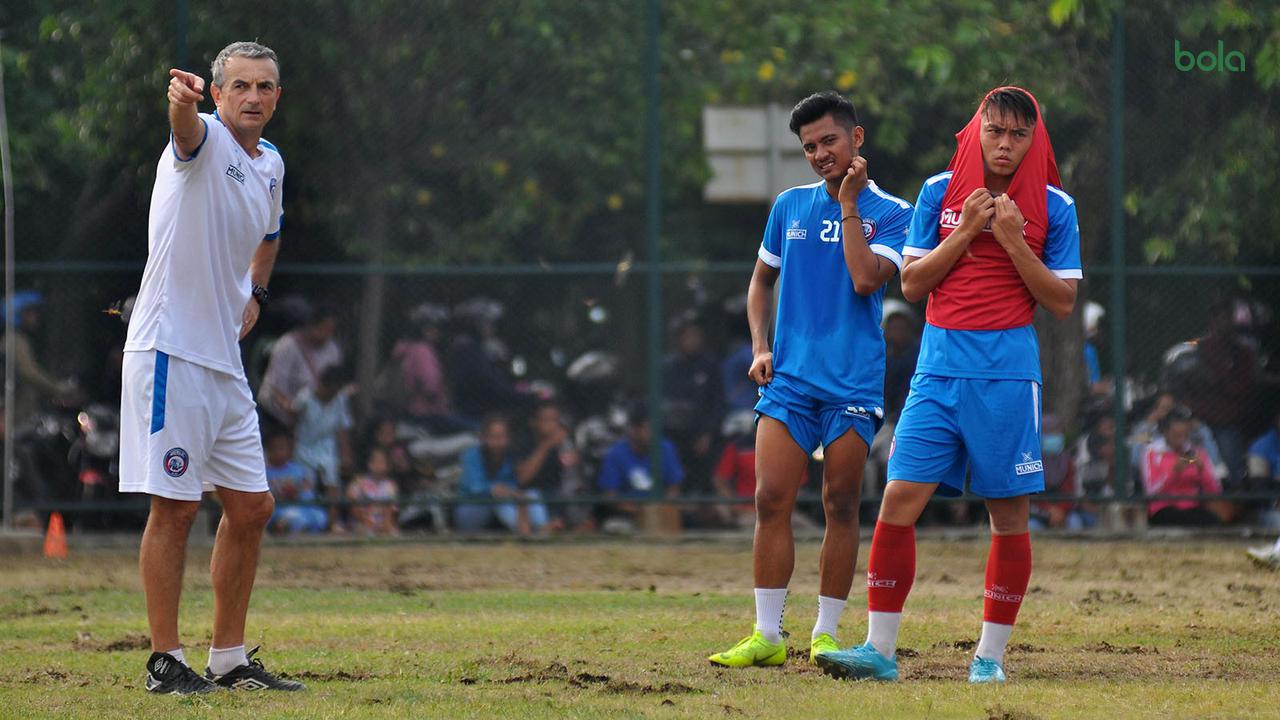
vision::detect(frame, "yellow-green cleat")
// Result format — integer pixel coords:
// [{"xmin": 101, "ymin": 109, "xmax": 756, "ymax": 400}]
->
[
  {"xmin": 809, "ymin": 633, "xmax": 839, "ymax": 665},
  {"xmin": 708, "ymin": 631, "xmax": 786, "ymax": 668}
]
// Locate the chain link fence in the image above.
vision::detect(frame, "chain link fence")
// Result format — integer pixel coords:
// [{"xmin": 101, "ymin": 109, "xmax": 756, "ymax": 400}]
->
[{"xmin": 3, "ymin": 1, "xmax": 1279, "ymax": 535}]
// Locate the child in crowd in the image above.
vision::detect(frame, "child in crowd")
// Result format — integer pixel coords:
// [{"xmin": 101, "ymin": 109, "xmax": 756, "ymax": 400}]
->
[
  {"xmin": 347, "ymin": 446, "xmax": 400, "ymax": 536},
  {"xmin": 264, "ymin": 431, "xmax": 327, "ymax": 534}
]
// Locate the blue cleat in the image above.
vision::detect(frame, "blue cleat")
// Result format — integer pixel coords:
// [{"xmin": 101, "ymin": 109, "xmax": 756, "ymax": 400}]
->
[
  {"xmin": 814, "ymin": 641, "xmax": 898, "ymax": 681},
  {"xmin": 968, "ymin": 656, "xmax": 1007, "ymax": 683}
]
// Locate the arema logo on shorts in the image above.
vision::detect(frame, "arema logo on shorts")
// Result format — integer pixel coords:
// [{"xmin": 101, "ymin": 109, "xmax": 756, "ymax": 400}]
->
[
  {"xmin": 1014, "ymin": 451, "xmax": 1042, "ymax": 476},
  {"xmin": 163, "ymin": 447, "xmax": 190, "ymax": 478}
]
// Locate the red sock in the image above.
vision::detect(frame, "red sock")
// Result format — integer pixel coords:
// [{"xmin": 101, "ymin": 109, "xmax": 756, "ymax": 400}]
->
[
  {"xmin": 866, "ymin": 521, "xmax": 915, "ymax": 612},
  {"xmin": 983, "ymin": 532, "xmax": 1032, "ymax": 625}
]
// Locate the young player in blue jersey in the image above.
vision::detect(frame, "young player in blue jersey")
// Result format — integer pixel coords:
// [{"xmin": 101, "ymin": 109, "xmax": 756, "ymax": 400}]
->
[
  {"xmin": 816, "ymin": 87, "xmax": 1082, "ymax": 684},
  {"xmin": 708, "ymin": 91, "xmax": 912, "ymax": 668}
]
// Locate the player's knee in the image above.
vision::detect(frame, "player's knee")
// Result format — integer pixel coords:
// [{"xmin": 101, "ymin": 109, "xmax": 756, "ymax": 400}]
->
[
  {"xmin": 754, "ymin": 484, "xmax": 793, "ymax": 524},
  {"xmin": 149, "ymin": 496, "xmax": 201, "ymax": 530},
  {"xmin": 225, "ymin": 493, "xmax": 276, "ymax": 530},
  {"xmin": 822, "ymin": 485, "xmax": 859, "ymax": 525}
]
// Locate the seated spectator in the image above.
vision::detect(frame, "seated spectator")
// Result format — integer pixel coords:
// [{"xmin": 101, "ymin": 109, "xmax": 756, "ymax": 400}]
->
[
  {"xmin": 515, "ymin": 401, "xmax": 587, "ymax": 532},
  {"xmin": 597, "ymin": 404, "xmax": 683, "ymax": 533},
  {"xmin": 1247, "ymin": 409, "xmax": 1280, "ymax": 527},
  {"xmin": 382, "ymin": 304, "xmax": 474, "ymax": 434},
  {"xmin": 1129, "ymin": 392, "xmax": 1225, "ymax": 483},
  {"xmin": 711, "ymin": 412, "xmax": 761, "ymax": 529},
  {"xmin": 454, "ymin": 414, "xmax": 548, "ymax": 535},
  {"xmin": 258, "ymin": 303, "xmax": 342, "ymax": 426},
  {"xmin": 1141, "ymin": 406, "xmax": 1232, "ymax": 526},
  {"xmin": 291, "ymin": 365, "xmax": 355, "ymax": 533},
  {"xmin": 1031, "ymin": 415, "xmax": 1094, "ymax": 530},
  {"xmin": 348, "ymin": 447, "xmax": 400, "ymax": 536},
  {"xmin": 264, "ymin": 431, "xmax": 327, "ymax": 534},
  {"xmin": 365, "ymin": 417, "xmax": 417, "ymax": 493}
]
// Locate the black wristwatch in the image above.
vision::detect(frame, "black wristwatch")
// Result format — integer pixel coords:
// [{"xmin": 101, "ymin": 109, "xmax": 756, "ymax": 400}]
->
[{"xmin": 251, "ymin": 284, "xmax": 270, "ymax": 308}]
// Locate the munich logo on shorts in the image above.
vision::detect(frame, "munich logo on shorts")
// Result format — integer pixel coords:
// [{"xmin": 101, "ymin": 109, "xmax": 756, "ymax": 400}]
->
[
  {"xmin": 1014, "ymin": 451, "xmax": 1043, "ymax": 476},
  {"xmin": 163, "ymin": 447, "xmax": 190, "ymax": 478}
]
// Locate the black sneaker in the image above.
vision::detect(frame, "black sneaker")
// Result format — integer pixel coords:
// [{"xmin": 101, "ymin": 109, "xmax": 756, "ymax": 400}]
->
[
  {"xmin": 204, "ymin": 646, "xmax": 306, "ymax": 691},
  {"xmin": 145, "ymin": 651, "xmax": 220, "ymax": 695}
]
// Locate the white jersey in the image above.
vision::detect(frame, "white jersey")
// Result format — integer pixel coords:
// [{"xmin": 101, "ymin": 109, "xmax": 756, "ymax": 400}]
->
[{"xmin": 125, "ymin": 111, "xmax": 284, "ymax": 378}]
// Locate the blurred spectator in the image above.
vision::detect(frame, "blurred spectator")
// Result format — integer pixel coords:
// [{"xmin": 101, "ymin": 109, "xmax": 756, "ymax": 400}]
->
[
  {"xmin": 720, "ymin": 295, "xmax": 757, "ymax": 413},
  {"xmin": 1082, "ymin": 301, "xmax": 1111, "ymax": 398},
  {"xmin": 291, "ymin": 365, "xmax": 355, "ymax": 533},
  {"xmin": 1030, "ymin": 414, "xmax": 1094, "ymax": 530},
  {"xmin": 448, "ymin": 298, "xmax": 524, "ymax": 421},
  {"xmin": 711, "ymin": 411, "xmax": 762, "ymax": 529},
  {"xmin": 662, "ymin": 312, "xmax": 723, "ymax": 502},
  {"xmin": 1128, "ymin": 392, "xmax": 1225, "ymax": 482},
  {"xmin": 881, "ymin": 300, "xmax": 920, "ymax": 424},
  {"xmin": 597, "ymin": 404, "xmax": 683, "ymax": 533},
  {"xmin": 1, "ymin": 291, "xmax": 78, "ymax": 426},
  {"xmin": 1078, "ymin": 413, "xmax": 1116, "ymax": 498},
  {"xmin": 380, "ymin": 303, "xmax": 466, "ymax": 433},
  {"xmin": 454, "ymin": 414, "xmax": 548, "ymax": 535},
  {"xmin": 348, "ymin": 447, "xmax": 400, "ymax": 536},
  {"xmin": 258, "ymin": 303, "xmax": 342, "ymax": 426},
  {"xmin": 264, "ymin": 431, "xmax": 327, "ymax": 535},
  {"xmin": 515, "ymin": 401, "xmax": 587, "ymax": 532},
  {"xmin": 1247, "ymin": 409, "xmax": 1280, "ymax": 527},
  {"xmin": 364, "ymin": 417, "xmax": 416, "ymax": 493},
  {"xmin": 1141, "ymin": 406, "xmax": 1231, "ymax": 526},
  {"xmin": 1182, "ymin": 300, "xmax": 1259, "ymax": 490}
]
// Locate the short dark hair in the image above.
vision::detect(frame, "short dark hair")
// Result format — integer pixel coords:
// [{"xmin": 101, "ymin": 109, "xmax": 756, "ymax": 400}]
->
[
  {"xmin": 480, "ymin": 412, "xmax": 510, "ymax": 434},
  {"xmin": 1158, "ymin": 404, "xmax": 1195, "ymax": 433},
  {"xmin": 318, "ymin": 365, "xmax": 349, "ymax": 388},
  {"xmin": 788, "ymin": 91, "xmax": 858, "ymax": 136},
  {"xmin": 981, "ymin": 88, "xmax": 1037, "ymax": 127}
]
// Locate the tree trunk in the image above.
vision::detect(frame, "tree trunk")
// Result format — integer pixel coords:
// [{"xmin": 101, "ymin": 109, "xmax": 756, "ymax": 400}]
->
[
  {"xmin": 355, "ymin": 200, "xmax": 389, "ymax": 420},
  {"xmin": 1037, "ymin": 297, "xmax": 1086, "ymax": 433}
]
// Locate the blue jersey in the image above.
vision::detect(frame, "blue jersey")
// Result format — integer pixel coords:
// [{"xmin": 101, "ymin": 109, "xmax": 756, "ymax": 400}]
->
[
  {"xmin": 904, "ymin": 172, "xmax": 1082, "ymax": 382},
  {"xmin": 758, "ymin": 180, "xmax": 912, "ymax": 406}
]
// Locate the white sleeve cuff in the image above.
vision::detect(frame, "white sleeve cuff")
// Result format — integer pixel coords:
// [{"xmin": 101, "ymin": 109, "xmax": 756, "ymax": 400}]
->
[
  {"xmin": 758, "ymin": 245, "xmax": 781, "ymax": 268},
  {"xmin": 902, "ymin": 246, "xmax": 932, "ymax": 258},
  {"xmin": 869, "ymin": 244, "xmax": 904, "ymax": 271},
  {"xmin": 1051, "ymin": 268, "xmax": 1083, "ymax": 279}
]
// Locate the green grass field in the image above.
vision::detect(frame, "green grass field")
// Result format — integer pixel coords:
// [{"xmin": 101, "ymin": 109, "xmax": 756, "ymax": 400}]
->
[{"xmin": 2, "ymin": 536, "xmax": 1279, "ymax": 719}]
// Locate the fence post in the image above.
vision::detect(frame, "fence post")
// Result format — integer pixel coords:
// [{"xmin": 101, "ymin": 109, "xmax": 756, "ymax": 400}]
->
[
  {"xmin": 1108, "ymin": 2, "xmax": 1130, "ymax": 519},
  {"xmin": 644, "ymin": 0, "xmax": 666, "ymax": 523}
]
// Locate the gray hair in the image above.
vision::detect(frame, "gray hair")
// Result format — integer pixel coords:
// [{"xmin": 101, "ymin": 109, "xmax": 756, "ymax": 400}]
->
[{"xmin": 210, "ymin": 41, "xmax": 280, "ymax": 88}]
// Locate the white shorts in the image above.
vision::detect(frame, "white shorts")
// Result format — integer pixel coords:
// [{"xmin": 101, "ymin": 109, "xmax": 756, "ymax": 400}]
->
[{"xmin": 120, "ymin": 350, "xmax": 268, "ymax": 501}]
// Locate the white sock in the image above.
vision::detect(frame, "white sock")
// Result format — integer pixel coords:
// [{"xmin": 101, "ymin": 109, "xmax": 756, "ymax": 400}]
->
[
  {"xmin": 975, "ymin": 621, "xmax": 1014, "ymax": 664},
  {"xmin": 812, "ymin": 595, "xmax": 846, "ymax": 640},
  {"xmin": 162, "ymin": 647, "xmax": 187, "ymax": 667},
  {"xmin": 208, "ymin": 645, "xmax": 248, "ymax": 676},
  {"xmin": 865, "ymin": 611, "xmax": 902, "ymax": 660},
  {"xmin": 754, "ymin": 588, "xmax": 788, "ymax": 643}
]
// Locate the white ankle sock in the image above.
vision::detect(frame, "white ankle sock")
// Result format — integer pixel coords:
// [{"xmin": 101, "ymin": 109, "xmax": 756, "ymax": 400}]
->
[
  {"xmin": 162, "ymin": 647, "xmax": 187, "ymax": 667},
  {"xmin": 975, "ymin": 621, "xmax": 1014, "ymax": 664},
  {"xmin": 812, "ymin": 595, "xmax": 846, "ymax": 639},
  {"xmin": 754, "ymin": 588, "xmax": 788, "ymax": 643},
  {"xmin": 865, "ymin": 611, "xmax": 902, "ymax": 660},
  {"xmin": 208, "ymin": 645, "xmax": 248, "ymax": 676}
]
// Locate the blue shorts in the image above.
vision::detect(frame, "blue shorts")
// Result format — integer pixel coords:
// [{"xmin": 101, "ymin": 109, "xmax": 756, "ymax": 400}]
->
[
  {"xmin": 887, "ymin": 375, "xmax": 1044, "ymax": 498},
  {"xmin": 755, "ymin": 374, "xmax": 882, "ymax": 455}
]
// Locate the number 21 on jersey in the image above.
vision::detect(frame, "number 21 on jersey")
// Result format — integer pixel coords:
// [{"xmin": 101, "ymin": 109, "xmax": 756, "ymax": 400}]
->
[{"xmin": 820, "ymin": 219, "xmax": 842, "ymax": 243}]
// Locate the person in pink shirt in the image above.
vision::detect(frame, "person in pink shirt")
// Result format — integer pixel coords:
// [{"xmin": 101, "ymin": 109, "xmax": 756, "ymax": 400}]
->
[
  {"xmin": 393, "ymin": 304, "xmax": 451, "ymax": 421},
  {"xmin": 1141, "ymin": 406, "xmax": 1232, "ymax": 526}
]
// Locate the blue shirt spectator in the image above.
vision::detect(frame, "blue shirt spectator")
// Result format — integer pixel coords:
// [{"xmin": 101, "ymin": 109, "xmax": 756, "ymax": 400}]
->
[
  {"xmin": 1247, "ymin": 414, "xmax": 1280, "ymax": 482},
  {"xmin": 598, "ymin": 437, "xmax": 684, "ymax": 498}
]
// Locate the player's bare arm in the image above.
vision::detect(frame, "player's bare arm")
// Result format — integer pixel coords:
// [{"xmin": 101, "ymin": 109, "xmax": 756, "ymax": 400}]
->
[
  {"xmin": 837, "ymin": 157, "xmax": 895, "ymax": 295},
  {"xmin": 240, "ymin": 239, "xmax": 281, "ymax": 339},
  {"xmin": 990, "ymin": 193, "xmax": 1077, "ymax": 319},
  {"xmin": 167, "ymin": 69, "xmax": 205, "ymax": 160},
  {"xmin": 746, "ymin": 259, "xmax": 780, "ymax": 385},
  {"xmin": 900, "ymin": 188, "xmax": 993, "ymax": 301}
]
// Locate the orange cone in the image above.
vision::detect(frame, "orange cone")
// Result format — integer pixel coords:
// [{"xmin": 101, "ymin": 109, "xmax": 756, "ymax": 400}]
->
[{"xmin": 43, "ymin": 512, "xmax": 68, "ymax": 559}]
